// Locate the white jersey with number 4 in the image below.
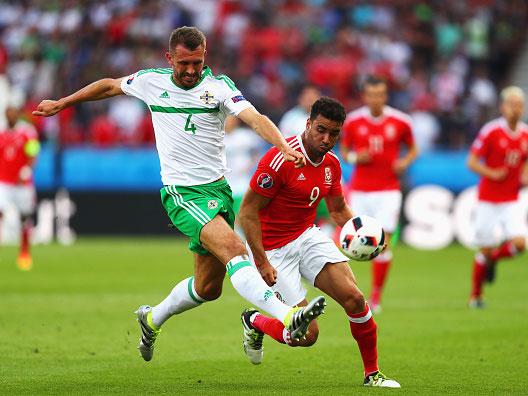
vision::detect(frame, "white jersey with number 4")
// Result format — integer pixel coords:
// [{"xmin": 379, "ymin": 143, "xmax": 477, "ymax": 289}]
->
[{"xmin": 121, "ymin": 66, "xmax": 253, "ymax": 186}]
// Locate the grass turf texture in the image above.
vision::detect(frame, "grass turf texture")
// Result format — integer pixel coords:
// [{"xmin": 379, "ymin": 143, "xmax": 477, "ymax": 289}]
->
[{"xmin": 1, "ymin": 239, "xmax": 527, "ymax": 395}]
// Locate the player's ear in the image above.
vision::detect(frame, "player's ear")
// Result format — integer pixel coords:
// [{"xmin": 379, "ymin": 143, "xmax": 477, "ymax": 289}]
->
[
  {"xmin": 305, "ymin": 117, "xmax": 311, "ymax": 132},
  {"xmin": 165, "ymin": 52, "xmax": 174, "ymax": 67}
]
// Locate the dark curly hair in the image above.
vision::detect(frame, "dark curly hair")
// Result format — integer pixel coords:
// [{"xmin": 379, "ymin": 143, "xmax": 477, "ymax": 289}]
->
[{"xmin": 309, "ymin": 97, "xmax": 346, "ymax": 124}]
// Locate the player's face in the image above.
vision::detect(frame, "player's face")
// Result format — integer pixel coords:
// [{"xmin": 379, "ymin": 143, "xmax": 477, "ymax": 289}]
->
[
  {"xmin": 305, "ymin": 114, "xmax": 342, "ymax": 157},
  {"xmin": 363, "ymin": 83, "xmax": 387, "ymax": 115},
  {"xmin": 501, "ymin": 96, "xmax": 524, "ymax": 124},
  {"xmin": 165, "ymin": 44, "xmax": 206, "ymax": 88},
  {"xmin": 5, "ymin": 107, "xmax": 18, "ymax": 128}
]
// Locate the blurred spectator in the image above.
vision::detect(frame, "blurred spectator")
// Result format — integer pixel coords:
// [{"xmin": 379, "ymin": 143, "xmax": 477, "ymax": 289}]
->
[
  {"xmin": 0, "ymin": 0, "xmax": 526, "ymax": 150},
  {"xmin": 278, "ymin": 85, "xmax": 321, "ymax": 138}
]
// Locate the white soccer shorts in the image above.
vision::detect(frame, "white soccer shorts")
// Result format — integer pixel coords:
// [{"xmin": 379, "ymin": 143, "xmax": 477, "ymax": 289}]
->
[
  {"xmin": 348, "ymin": 190, "xmax": 402, "ymax": 233},
  {"xmin": 473, "ymin": 200, "xmax": 527, "ymax": 247},
  {"xmin": 0, "ymin": 182, "xmax": 36, "ymax": 216},
  {"xmin": 247, "ymin": 226, "xmax": 349, "ymax": 306}
]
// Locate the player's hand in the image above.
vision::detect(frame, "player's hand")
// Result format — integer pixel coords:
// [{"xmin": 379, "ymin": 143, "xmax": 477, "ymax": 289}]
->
[
  {"xmin": 281, "ymin": 146, "xmax": 306, "ymax": 168},
  {"xmin": 32, "ymin": 99, "xmax": 64, "ymax": 117},
  {"xmin": 488, "ymin": 167, "xmax": 508, "ymax": 181},
  {"xmin": 356, "ymin": 150, "xmax": 372, "ymax": 164},
  {"xmin": 392, "ymin": 158, "xmax": 409, "ymax": 175},
  {"xmin": 257, "ymin": 261, "xmax": 277, "ymax": 286}
]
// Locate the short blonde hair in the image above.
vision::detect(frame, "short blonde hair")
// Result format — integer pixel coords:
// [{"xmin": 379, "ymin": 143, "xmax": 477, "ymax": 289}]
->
[{"xmin": 500, "ymin": 86, "xmax": 525, "ymax": 102}]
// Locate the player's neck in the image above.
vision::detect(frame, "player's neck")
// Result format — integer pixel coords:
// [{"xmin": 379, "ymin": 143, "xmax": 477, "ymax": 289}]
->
[
  {"xmin": 301, "ymin": 134, "xmax": 323, "ymax": 163},
  {"xmin": 368, "ymin": 107, "xmax": 384, "ymax": 118},
  {"xmin": 506, "ymin": 118, "xmax": 519, "ymax": 133}
]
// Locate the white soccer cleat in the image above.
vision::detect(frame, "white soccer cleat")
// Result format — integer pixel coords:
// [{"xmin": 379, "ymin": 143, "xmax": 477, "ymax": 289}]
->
[
  {"xmin": 241, "ymin": 308, "xmax": 264, "ymax": 365},
  {"xmin": 363, "ymin": 371, "xmax": 401, "ymax": 388},
  {"xmin": 135, "ymin": 305, "xmax": 161, "ymax": 361}
]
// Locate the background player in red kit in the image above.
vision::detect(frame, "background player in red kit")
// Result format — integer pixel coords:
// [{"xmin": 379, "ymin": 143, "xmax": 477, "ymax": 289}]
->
[
  {"xmin": 238, "ymin": 97, "xmax": 400, "ymax": 388},
  {"xmin": 340, "ymin": 76, "xmax": 418, "ymax": 312},
  {"xmin": 467, "ymin": 86, "xmax": 528, "ymax": 308},
  {"xmin": 0, "ymin": 103, "xmax": 40, "ymax": 270}
]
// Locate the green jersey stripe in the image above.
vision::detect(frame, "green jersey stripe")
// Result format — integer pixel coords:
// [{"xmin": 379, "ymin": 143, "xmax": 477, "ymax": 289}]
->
[
  {"xmin": 137, "ymin": 68, "xmax": 173, "ymax": 76},
  {"xmin": 165, "ymin": 186, "xmax": 206, "ymax": 226},
  {"xmin": 171, "ymin": 186, "xmax": 212, "ymax": 223},
  {"xmin": 150, "ymin": 105, "xmax": 220, "ymax": 114}
]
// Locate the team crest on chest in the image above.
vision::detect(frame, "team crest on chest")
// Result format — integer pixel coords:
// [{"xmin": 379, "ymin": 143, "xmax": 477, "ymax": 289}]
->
[
  {"xmin": 385, "ymin": 124, "xmax": 396, "ymax": 139},
  {"xmin": 500, "ymin": 139, "xmax": 507, "ymax": 148},
  {"xmin": 324, "ymin": 167, "xmax": 332, "ymax": 184},
  {"xmin": 359, "ymin": 126, "xmax": 368, "ymax": 135},
  {"xmin": 200, "ymin": 90, "xmax": 214, "ymax": 104}
]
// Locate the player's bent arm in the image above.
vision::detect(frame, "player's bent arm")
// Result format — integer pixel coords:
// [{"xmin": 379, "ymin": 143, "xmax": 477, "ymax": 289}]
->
[
  {"xmin": 33, "ymin": 77, "xmax": 125, "ymax": 117},
  {"xmin": 467, "ymin": 152, "xmax": 504, "ymax": 180},
  {"xmin": 237, "ymin": 107, "xmax": 305, "ymax": 167},
  {"xmin": 238, "ymin": 188, "xmax": 272, "ymax": 266},
  {"xmin": 325, "ymin": 195, "xmax": 354, "ymax": 228}
]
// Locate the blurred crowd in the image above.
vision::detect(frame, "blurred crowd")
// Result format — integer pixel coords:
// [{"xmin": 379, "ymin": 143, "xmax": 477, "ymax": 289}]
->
[{"xmin": 0, "ymin": 0, "xmax": 527, "ymax": 150}]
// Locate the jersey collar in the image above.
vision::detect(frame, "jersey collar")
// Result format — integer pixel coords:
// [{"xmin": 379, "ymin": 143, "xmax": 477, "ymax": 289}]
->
[
  {"xmin": 170, "ymin": 66, "xmax": 212, "ymax": 91},
  {"xmin": 297, "ymin": 134, "xmax": 325, "ymax": 167},
  {"xmin": 363, "ymin": 105, "xmax": 388, "ymax": 124},
  {"xmin": 500, "ymin": 117, "xmax": 523, "ymax": 137}
]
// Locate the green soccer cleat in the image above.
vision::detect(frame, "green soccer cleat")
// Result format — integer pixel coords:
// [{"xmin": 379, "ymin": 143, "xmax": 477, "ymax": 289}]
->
[
  {"xmin": 284, "ymin": 296, "xmax": 326, "ymax": 341},
  {"xmin": 363, "ymin": 371, "xmax": 401, "ymax": 388},
  {"xmin": 135, "ymin": 305, "xmax": 161, "ymax": 361},
  {"xmin": 241, "ymin": 308, "xmax": 264, "ymax": 365}
]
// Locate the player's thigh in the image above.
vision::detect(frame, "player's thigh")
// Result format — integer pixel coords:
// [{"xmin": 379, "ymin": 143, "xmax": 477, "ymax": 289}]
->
[
  {"xmin": 502, "ymin": 200, "xmax": 527, "ymax": 242},
  {"xmin": 200, "ymin": 215, "xmax": 246, "ymax": 264},
  {"xmin": 314, "ymin": 261, "xmax": 365, "ymax": 313},
  {"xmin": 194, "ymin": 252, "xmax": 226, "ymax": 300},
  {"xmin": 473, "ymin": 201, "xmax": 501, "ymax": 248},
  {"xmin": 370, "ymin": 190, "xmax": 402, "ymax": 233},
  {"xmin": 252, "ymin": 239, "xmax": 305, "ymax": 306},
  {"xmin": 349, "ymin": 190, "xmax": 370, "ymax": 217},
  {"xmin": 15, "ymin": 185, "xmax": 36, "ymax": 216},
  {"xmin": 0, "ymin": 183, "xmax": 15, "ymax": 213},
  {"xmin": 298, "ymin": 227, "xmax": 349, "ymax": 286}
]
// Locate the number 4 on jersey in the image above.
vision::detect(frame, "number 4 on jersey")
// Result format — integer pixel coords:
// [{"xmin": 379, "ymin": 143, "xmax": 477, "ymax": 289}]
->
[{"xmin": 184, "ymin": 114, "xmax": 197, "ymax": 134}]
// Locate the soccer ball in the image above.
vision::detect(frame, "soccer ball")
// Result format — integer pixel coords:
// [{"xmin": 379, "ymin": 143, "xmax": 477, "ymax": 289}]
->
[{"xmin": 340, "ymin": 215, "xmax": 386, "ymax": 261}]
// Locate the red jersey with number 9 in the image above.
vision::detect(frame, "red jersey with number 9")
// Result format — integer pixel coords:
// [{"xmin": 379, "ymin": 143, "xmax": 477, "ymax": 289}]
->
[
  {"xmin": 342, "ymin": 106, "xmax": 414, "ymax": 191},
  {"xmin": 470, "ymin": 117, "xmax": 528, "ymax": 202},
  {"xmin": 250, "ymin": 135, "xmax": 343, "ymax": 250}
]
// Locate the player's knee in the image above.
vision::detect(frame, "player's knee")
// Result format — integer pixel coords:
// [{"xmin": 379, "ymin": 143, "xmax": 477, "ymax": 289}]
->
[
  {"xmin": 512, "ymin": 238, "xmax": 526, "ymax": 253},
  {"xmin": 341, "ymin": 290, "xmax": 366, "ymax": 314}
]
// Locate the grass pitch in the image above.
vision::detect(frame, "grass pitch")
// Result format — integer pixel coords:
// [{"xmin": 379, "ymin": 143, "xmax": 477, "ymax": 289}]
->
[{"xmin": 1, "ymin": 238, "xmax": 527, "ymax": 395}]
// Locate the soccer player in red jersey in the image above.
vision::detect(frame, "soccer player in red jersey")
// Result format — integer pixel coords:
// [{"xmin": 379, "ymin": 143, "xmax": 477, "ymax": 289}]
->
[
  {"xmin": 0, "ymin": 104, "xmax": 40, "ymax": 270},
  {"xmin": 467, "ymin": 86, "xmax": 528, "ymax": 308},
  {"xmin": 238, "ymin": 97, "xmax": 400, "ymax": 388},
  {"xmin": 340, "ymin": 76, "xmax": 418, "ymax": 313}
]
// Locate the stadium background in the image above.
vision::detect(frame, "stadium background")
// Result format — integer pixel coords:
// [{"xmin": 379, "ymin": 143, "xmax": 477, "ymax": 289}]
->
[
  {"xmin": 2, "ymin": 2, "xmax": 528, "ymax": 395},
  {"xmin": 1, "ymin": 0, "xmax": 528, "ymax": 247}
]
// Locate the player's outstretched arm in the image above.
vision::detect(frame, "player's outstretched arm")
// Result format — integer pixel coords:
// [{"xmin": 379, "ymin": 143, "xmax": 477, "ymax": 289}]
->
[
  {"xmin": 237, "ymin": 107, "xmax": 306, "ymax": 168},
  {"xmin": 325, "ymin": 195, "xmax": 353, "ymax": 228},
  {"xmin": 238, "ymin": 188, "xmax": 277, "ymax": 286},
  {"xmin": 32, "ymin": 78, "xmax": 125, "ymax": 117}
]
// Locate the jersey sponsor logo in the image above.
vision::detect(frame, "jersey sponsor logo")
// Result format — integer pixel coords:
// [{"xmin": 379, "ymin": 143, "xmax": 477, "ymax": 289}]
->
[
  {"xmin": 200, "ymin": 90, "xmax": 214, "ymax": 104},
  {"xmin": 207, "ymin": 200, "xmax": 218, "ymax": 209},
  {"xmin": 231, "ymin": 95, "xmax": 246, "ymax": 103},
  {"xmin": 126, "ymin": 75, "xmax": 135, "ymax": 85},
  {"xmin": 257, "ymin": 172, "xmax": 274, "ymax": 189},
  {"xmin": 159, "ymin": 91, "xmax": 170, "ymax": 99},
  {"xmin": 297, "ymin": 173, "xmax": 306, "ymax": 181},
  {"xmin": 324, "ymin": 167, "xmax": 332, "ymax": 184}
]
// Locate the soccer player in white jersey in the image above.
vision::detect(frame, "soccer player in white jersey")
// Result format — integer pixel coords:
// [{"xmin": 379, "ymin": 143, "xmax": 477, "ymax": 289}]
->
[{"xmin": 33, "ymin": 26, "xmax": 326, "ymax": 361}]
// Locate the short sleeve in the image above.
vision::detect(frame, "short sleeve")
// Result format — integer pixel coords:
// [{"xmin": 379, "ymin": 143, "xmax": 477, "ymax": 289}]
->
[
  {"xmin": 471, "ymin": 128, "xmax": 491, "ymax": 157},
  {"xmin": 249, "ymin": 149, "xmax": 285, "ymax": 198},
  {"xmin": 328, "ymin": 161, "xmax": 343, "ymax": 196},
  {"xmin": 120, "ymin": 71, "xmax": 148, "ymax": 102},
  {"xmin": 341, "ymin": 118, "xmax": 356, "ymax": 148},
  {"xmin": 217, "ymin": 75, "xmax": 254, "ymax": 116}
]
